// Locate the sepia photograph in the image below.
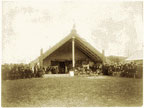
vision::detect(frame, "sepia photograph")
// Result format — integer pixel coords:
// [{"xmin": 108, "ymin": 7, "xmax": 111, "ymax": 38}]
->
[{"xmin": 1, "ymin": 0, "xmax": 143, "ymax": 107}]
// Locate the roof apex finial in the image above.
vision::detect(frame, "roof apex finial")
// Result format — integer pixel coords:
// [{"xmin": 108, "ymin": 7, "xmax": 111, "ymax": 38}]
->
[
  {"xmin": 71, "ymin": 23, "xmax": 77, "ymax": 34},
  {"xmin": 72, "ymin": 19, "xmax": 76, "ymax": 29},
  {"xmin": 73, "ymin": 23, "xmax": 76, "ymax": 29}
]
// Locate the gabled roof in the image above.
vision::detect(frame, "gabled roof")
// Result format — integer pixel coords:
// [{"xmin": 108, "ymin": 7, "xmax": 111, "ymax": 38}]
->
[{"xmin": 30, "ymin": 28, "xmax": 105, "ymax": 65}]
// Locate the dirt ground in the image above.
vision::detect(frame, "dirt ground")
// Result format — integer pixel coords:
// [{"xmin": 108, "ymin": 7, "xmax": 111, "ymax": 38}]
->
[{"xmin": 1, "ymin": 75, "xmax": 143, "ymax": 107}]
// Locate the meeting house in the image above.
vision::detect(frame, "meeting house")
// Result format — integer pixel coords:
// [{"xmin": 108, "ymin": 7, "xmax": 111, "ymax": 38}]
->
[{"xmin": 30, "ymin": 25, "xmax": 106, "ymax": 74}]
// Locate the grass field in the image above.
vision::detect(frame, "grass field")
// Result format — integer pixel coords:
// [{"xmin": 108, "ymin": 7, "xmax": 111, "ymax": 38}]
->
[{"xmin": 2, "ymin": 76, "xmax": 143, "ymax": 107}]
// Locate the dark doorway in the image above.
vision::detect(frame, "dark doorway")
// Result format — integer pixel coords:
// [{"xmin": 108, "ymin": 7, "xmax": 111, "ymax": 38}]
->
[{"xmin": 59, "ymin": 62, "xmax": 65, "ymax": 74}]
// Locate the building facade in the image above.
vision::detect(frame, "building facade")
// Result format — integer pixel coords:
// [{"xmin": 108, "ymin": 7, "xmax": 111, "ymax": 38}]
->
[{"xmin": 30, "ymin": 27, "xmax": 105, "ymax": 74}]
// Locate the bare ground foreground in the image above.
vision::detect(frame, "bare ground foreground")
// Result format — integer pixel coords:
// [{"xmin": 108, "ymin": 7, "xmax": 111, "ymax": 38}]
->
[{"xmin": 2, "ymin": 75, "xmax": 143, "ymax": 107}]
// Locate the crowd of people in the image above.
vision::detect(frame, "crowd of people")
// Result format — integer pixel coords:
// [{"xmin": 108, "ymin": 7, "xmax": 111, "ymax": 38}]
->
[
  {"xmin": 2, "ymin": 62, "xmax": 142, "ymax": 80},
  {"xmin": 74, "ymin": 64, "xmax": 102, "ymax": 76},
  {"xmin": 74, "ymin": 62, "xmax": 142, "ymax": 78},
  {"xmin": 2, "ymin": 64, "xmax": 45, "ymax": 80},
  {"xmin": 102, "ymin": 62, "xmax": 140, "ymax": 78},
  {"xmin": 45, "ymin": 66, "xmax": 59, "ymax": 74}
]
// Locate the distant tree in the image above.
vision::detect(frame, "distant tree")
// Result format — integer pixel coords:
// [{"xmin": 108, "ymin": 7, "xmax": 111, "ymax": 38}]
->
[{"xmin": 107, "ymin": 56, "xmax": 127, "ymax": 64}]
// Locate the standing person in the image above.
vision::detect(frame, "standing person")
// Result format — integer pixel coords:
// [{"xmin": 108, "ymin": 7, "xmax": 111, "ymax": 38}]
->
[
  {"xmin": 23, "ymin": 65, "xmax": 27, "ymax": 78},
  {"xmin": 125, "ymin": 63, "xmax": 129, "ymax": 77},
  {"xmin": 31, "ymin": 65, "xmax": 35, "ymax": 77},
  {"xmin": 108, "ymin": 65, "xmax": 113, "ymax": 76},
  {"xmin": 132, "ymin": 62, "xmax": 137, "ymax": 78},
  {"xmin": 37, "ymin": 66, "xmax": 44, "ymax": 77},
  {"xmin": 56, "ymin": 67, "xmax": 59, "ymax": 74},
  {"xmin": 15, "ymin": 66, "xmax": 19, "ymax": 79},
  {"xmin": 42, "ymin": 67, "xmax": 46, "ymax": 75},
  {"xmin": 127, "ymin": 63, "xmax": 131, "ymax": 77},
  {"xmin": 102, "ymin": 63, "xmax": 106, "ymax": 75},
  {"xmin": 34, "ymin": 64, "xmax": 38, "ymax": 77},
  {"xmin": 105, "ymin": 64, "xmax": 109, "ymax": 75},
  {"xmin": 99, "ymin": 64, "xmax": 102, "ymax": 75}
]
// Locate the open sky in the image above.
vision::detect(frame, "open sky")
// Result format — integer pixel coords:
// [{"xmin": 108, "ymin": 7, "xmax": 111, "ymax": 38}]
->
[{"xmin": 2, "ymin": 0, "xmax": 143, "ymax": 64}]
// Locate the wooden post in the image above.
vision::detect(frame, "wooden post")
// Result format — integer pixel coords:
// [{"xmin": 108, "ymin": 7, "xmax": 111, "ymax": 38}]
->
[
  {"xmin": 40, "ymin": 48, "xmax": 43, "ymax": 67},
  {"xmin": 102, "ymin": 49, "xmax": 106, "ymax": 63},
  {"xmin": 72, "ymin": 36, "xmax": 75, "ymax": 69}
]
